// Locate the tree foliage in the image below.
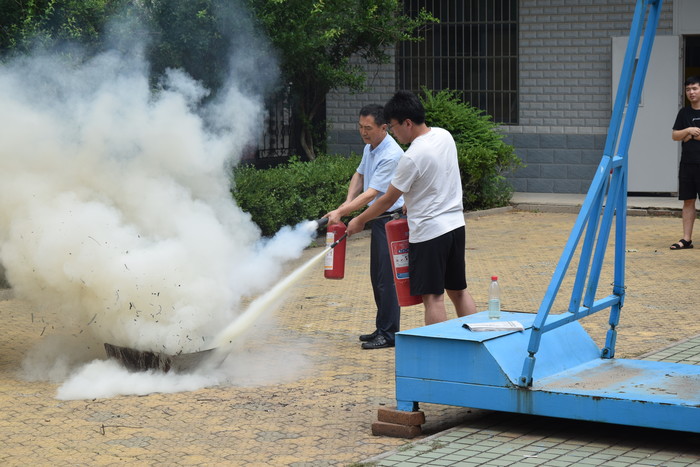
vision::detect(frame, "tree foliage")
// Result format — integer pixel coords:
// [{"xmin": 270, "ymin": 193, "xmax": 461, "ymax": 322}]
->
[
  {"xmin": 142, "ymin": 0, "xmax": 267, "ymax": 93},
  {"xmin": 1, "ymin": 0, "xmax": 434, "ymax": 162},
  {"xmin": 246, "ymin": 0, "xmax": 435, "ymax": 160},
  {"xmin": 0, "ymin": 1, "xmax": 254, "ymax": 94},
  {"xmin": 0, "ymin": 0, "xmax": 122, "ymax": 53}
]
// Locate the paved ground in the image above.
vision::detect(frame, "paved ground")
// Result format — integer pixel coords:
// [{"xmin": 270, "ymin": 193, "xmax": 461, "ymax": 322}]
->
[{"xmin": 1, "ymin": 200, "xmax": 699, "ymax": 466}]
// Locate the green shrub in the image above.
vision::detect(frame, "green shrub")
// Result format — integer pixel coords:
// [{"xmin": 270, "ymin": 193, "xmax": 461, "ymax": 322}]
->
[
  {"xmin": 231, "ymin": 154, "xmax": 361, "ymax": 236},
  {"xmin": 420, "ymin": 88, "xmax": 523, "ymax": 210}
]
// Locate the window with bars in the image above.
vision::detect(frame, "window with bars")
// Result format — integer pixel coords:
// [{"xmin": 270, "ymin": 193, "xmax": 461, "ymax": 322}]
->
[{"xmin": 398, "ymin": 0, "xmax": 518, "ymax": 124}]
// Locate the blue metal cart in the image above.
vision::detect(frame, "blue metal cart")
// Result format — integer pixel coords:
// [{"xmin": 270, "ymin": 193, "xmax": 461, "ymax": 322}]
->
[{"xmin": 394, "ymin": 0, "xmax": 700, "ymax": 434}]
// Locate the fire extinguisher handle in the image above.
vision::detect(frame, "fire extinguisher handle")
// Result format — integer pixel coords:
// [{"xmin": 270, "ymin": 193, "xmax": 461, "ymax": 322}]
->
[{"xmin": 330, "ymin": 233, "xmax": 347, "ymax": 248}]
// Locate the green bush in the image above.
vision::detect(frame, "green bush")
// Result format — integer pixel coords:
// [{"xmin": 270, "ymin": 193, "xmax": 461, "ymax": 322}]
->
[
  {"xmin": 421, "ymin": 88, "xmax": 523, "ymax": 210},
  {"xmin": 231, "ymin": 154, "xmax": 361, "ymax": 236}
]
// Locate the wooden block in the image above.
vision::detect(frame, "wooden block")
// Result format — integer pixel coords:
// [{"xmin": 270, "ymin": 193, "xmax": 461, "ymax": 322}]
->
[
  {"xmin": 371, "ymin": 421, "xmax": 422, "ymax": 438},
  {"xmin": 377, "ymin": 407, "xmax": 425, "ymax": 426}
]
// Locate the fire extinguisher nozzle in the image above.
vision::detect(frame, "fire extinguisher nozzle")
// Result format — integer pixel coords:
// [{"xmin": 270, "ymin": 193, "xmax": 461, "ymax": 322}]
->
[{"xmin": 314, "ymin": 217, "xmax": 329, "ymax": 229}]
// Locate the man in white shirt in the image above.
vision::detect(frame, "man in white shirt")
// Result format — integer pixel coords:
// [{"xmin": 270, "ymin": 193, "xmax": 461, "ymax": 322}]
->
[
  {"xmin": 325, "ymin": 104, "xmax": 404, "ymax": 348},
  {"xmin": 347, "ymin": 91, "xmax": 477, "ymax": 325}
]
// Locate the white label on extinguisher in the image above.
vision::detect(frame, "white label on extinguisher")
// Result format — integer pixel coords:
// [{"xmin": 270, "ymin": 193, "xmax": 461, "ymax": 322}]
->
[
  {"xmin": 390, "ymin": 239, "xmax": 410, "ymax": 280},
  {"xmin": 324, "ymin": 232, "xmax": 334, "ymax": 269},
  {"xmin": 393, "ymin": 251, "xmax": 409, "ymax": 269},
  {"xmin": 391, "ymin": 240, "xmax": 409, "ymax": 269}
]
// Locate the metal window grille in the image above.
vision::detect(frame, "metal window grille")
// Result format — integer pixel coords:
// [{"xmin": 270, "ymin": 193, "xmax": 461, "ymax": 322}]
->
[
  {"xmin": 398, "ymin": 0, "xmax": 518, "ymax": 124},
  {"xmin": 256, "ymin": 90, "xmax": 294, "ymax": 160}
]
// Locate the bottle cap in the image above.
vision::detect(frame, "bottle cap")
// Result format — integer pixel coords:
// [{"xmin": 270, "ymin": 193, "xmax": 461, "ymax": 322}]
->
[{"xmin": 491, "ymin": 275, "xmax": 498, "ymax": 281}]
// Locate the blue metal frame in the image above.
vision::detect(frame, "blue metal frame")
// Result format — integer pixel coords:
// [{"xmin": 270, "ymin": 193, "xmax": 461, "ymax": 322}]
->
[
  {"xmin": 392, "ymin": 0, "xmax": 700, "ymax": 435},
  {"xmin": 519, "ymin": 0, "xmax": 664, "ymax": 387}
]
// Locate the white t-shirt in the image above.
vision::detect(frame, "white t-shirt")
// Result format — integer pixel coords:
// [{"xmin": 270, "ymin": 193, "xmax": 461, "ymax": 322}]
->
[{"xmin": 391, "ymin": 127, "xmax": 465, "ymax": 243}]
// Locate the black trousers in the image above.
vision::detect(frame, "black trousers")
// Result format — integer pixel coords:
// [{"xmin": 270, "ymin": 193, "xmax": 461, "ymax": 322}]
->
[{"xmin": 370, "ymin": 216, "xmax": 400, "ymax": 341}]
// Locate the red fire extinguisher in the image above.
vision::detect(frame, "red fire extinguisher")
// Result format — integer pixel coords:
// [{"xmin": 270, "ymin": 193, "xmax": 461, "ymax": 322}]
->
[
  {"xmin": 385, "ymin": 217, "xmax": 423, "ymax": 306},
  {"xmin": 324, "ymin": 222, "xmax": 347, "ymax": 279}
]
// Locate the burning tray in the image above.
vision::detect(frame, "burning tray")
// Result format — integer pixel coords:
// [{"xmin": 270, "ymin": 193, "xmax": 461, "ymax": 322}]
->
[{"xmin": 104, "ymin": 343, "xmax": 215, "ymax": 373}]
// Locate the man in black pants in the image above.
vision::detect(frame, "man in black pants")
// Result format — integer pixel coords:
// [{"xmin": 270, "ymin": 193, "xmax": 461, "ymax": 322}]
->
[
  {"xmin": 324, "ymin": 104, "xmax": 404, "ymax": 349},
  {"xmin": 671, "ymin": 76, "xmax": 700, "ymax": 250}
]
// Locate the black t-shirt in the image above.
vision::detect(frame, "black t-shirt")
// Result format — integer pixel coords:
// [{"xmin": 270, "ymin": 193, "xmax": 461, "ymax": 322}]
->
[{"xmin": 673, "ymin": 106, "xmax": 700, "ymax": 164}]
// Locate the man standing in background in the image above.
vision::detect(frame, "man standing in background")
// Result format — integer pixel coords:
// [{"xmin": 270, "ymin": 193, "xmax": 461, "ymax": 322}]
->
[
  {"xmin": 324, "ymin": 104, "xmax": 404, "ymax": 349},
  {"xmin": 670, "ymin": 76, "xmax": 700, "ymax": 250}
]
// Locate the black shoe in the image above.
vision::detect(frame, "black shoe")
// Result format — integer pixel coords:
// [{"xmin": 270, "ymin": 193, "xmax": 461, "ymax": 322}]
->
[
  {"xmin": 361, "ymin": 335, "xmax": 394, "ymax": 349},
  {"xmin": 359, "ymin": 330, "xmax": 379, "ymax": 342}
]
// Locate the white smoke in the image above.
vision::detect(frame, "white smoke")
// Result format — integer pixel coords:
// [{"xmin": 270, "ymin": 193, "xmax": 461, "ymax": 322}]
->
[{"xmin": 0, "ymin": 33, "xmax": 319, "ymax": 397}]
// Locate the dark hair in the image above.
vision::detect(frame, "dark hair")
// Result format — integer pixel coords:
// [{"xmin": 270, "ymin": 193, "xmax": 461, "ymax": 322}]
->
[
  {"xmin": 359, "ymin": 104, "xmax": 385, "ymax": 126},
  {"xmin": 383, "ymin": 90, "xmax": 426, "ymax": 125},
  {"xmin": 685, "ymin": 76, "xmax": 700, "ymax": 87}
]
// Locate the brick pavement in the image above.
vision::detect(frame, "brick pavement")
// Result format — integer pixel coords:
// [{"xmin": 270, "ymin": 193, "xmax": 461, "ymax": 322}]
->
[{"xmin": 1, "ymin": 210, "xmax": 699, "ymax": 466}]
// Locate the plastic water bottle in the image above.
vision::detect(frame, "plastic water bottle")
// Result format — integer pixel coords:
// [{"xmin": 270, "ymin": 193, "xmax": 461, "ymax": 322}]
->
[{"xmin": 488, "ymin": 276, "xmax": 501, "ymax": 320}]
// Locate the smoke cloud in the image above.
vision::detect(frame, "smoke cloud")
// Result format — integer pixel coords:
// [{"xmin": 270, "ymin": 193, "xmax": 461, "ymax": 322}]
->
[{"xmin": 0, "ymin": 15, "xmax": 318, "ymax": 398}]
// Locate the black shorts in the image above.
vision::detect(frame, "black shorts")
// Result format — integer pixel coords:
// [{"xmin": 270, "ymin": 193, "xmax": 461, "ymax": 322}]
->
[
  {"xmin": 678, "ymin": 162, "xmax": 700, "ymax": 200},
  {"xmin": 408, "ymin": 226, "xmax": 467, "ymax": 295}
]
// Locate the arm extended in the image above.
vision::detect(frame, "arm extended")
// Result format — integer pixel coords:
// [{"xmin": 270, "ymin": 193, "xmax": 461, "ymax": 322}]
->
[{"xmin": 347, "ymin": 184, "xmax": 403, "ymax": 236}]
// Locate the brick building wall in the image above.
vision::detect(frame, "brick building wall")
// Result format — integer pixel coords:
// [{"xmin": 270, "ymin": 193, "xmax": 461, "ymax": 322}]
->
[
  {"xmin": 507, "ymin": 0, "xmax": 674, "ymax": 193},
  {"xmin": 326, "ymin": 49, "xmax": 398, "ymax": 157},
  {"xmin": 326, "ymin": 0, "xmax": 675, "ymax": 194}
]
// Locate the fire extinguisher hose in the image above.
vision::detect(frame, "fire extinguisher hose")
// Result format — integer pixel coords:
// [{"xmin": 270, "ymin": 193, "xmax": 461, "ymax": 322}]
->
[
  {"xmin": 330, "ymin": 233, "xmax": 347, "ymax": 248},
  {"xmin": 314, "ymin": 208, "xmax": 402, "ymax": 231},
  {"xmin": 314, "ymin": 207, "xmax": 401, "ymax": 248}
]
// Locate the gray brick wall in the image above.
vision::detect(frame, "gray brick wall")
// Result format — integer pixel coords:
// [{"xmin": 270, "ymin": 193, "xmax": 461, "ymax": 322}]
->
[
  {"xmin": 326, "ymin": 49, "xmax": 397, "ymax": 156},
  {"xmin": 325, "ymin": 0, "xmax": 676, "ymax": 194},
  {"xmin": 505, "ymin": 133, "xmax": 608, "ymax": 193},
  {"xmin": 517, "ymin": 0, "xmax": 673, "ymax": 132},
  {"xmin": 505, "ymin": 0, "xmax": 674, "ymax": 193}
]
